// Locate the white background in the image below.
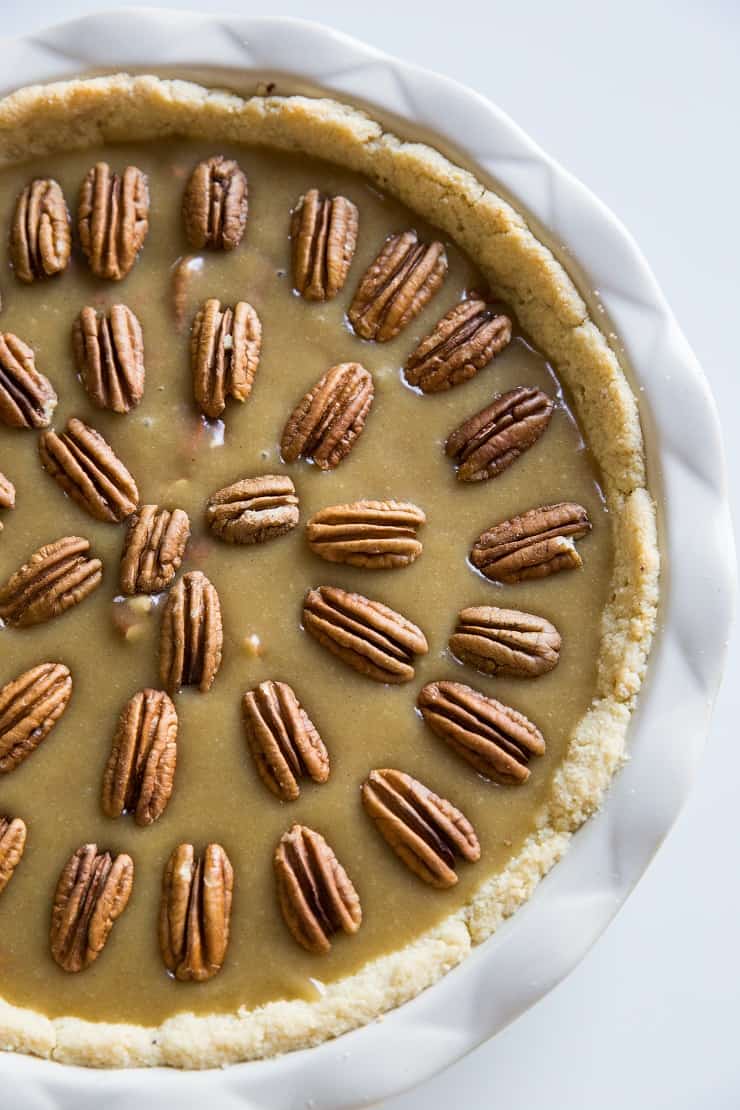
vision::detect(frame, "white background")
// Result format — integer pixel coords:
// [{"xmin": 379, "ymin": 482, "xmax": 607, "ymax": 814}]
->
[{"xmin": 3, "ymin": 2, "xmax": 739, "ymax": 1107}]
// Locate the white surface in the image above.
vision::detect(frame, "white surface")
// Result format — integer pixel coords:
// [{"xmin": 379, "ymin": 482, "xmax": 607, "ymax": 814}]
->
[{"xmin": 1, "ymin": 2, "xmax": 738, "ymax": 1108}]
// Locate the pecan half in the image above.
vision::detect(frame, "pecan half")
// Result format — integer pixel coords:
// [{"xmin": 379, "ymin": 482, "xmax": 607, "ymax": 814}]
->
[
  {"xmin": 0, "ymin": 536, "xmax": 102, "ymax": 628},
  {"xmin": 471, "ymin": 502, "xmax": 591, "ymax": 584},
  {"xmin": 39, "ymin": 417, "xmax": 139, "ymax": 524},
  {"xmin": 120, "ymin": 505, "xmax": 191, "ymax": 595},
  {"xmin": 446, "ymin": 386, "xmax": 553, "ymax": 480},
  {"xmin": 0, "ymin": 332, "xmax": 57, "ymax": 429},
  {"xmin": 159, "ymin": 842, "xmax": 233, "ymax": 981},
  {"xmin": 191, "ymin": 298, "xmax": 262, "ymax": 419},
  {"xmin": 72, "ymin": 304, "xmax": 145, "ymax": 413},
  {"xmin": 281, "ymin": 363, "xmax": 374, "ymax": 470},
  {"xmin": 306, "ymin": 499, "xmax": 425, "ymax": 569},
  {"xmin": 0, "ymin": 662, "xmax": 72, "ymax": 774},
  {"xmin": 291, "ymin": 188, "xmax": 359, "ymax": 300},
  {"xmin": 78, "ymin": 162, "xmax": 149, "ymax": 280},
  {"xmin": 274, "ymin": 824, "xmax": 361, "ymax": 954},
  {"xmin": 0, "ymin": 472, "xmax": 15, "ymax": 532},
  {"xmin": 361, "ymin": 768, "xmax": 479, "ymax": 888},
  {"xmin": 10, "ymin": 178, "xmax": 71, "ymax": 283},
  {"xmin": 101, "ymin": 689, "xmax": 178, "ymax": 826},
  {"xmin": 404, "ymin": 298, "xmax": 512, "ymax": 392},
  {"xmin": 206, "ymin": 475, "xmax": 299, "ymax": 545},
  {"xmin": 449, "ymin": 606, "xmax": 561, "ymax": 678},
  {"xmin": 303, "ymin": 585, "xmax": 428, "ymax": 684},
  {"xmin": 159, "ymin": 570, "xmax": 223, "ymax": 694},
  {"xmin": 417, "ymin": 680, "xmax": 545, "ymax": 784},
  {"xmin": 242, "ymin": 680, "xmax": 329, "ymax": 801},
  {"xmin": 0, "ymin": 816, "xmax": 27, "ymax": 894},
  {"xmin": 50, "ymin": 844, "xmax": 134, "ymax": 972},
  {"xmin": 348, "ymin": 230, "xmax": 447, "ymax": 342},
  {"xmin": 183, "ymin": 156, "xmax": 248, "ymax": 251}
]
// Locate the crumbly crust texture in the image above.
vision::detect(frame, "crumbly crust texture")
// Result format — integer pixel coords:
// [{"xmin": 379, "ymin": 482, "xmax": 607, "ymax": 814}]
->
[{"xmin": 0, "ymin": 75, "xmax": 659, "ymax": 1068}]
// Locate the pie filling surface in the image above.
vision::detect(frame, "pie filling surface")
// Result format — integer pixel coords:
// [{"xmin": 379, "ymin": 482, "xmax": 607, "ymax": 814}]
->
[{"xmin": 0, "ymin": 76, "xmax": 657, "ymax": 1068}]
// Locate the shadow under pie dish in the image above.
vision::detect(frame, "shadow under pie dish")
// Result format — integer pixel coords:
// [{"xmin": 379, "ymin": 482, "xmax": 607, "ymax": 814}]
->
[{"xmin": 0, "ymin": 72, "xmax": 660, "ymax": 1070}]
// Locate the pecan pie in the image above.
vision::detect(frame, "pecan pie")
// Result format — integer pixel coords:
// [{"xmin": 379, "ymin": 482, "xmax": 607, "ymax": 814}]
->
[{"xmin": 0, "ymin": 76, "xmax": 657, "ymax": 1071}]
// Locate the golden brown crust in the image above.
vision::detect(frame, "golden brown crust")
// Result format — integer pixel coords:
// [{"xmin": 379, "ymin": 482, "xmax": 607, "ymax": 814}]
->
[{"xmin": 0, "ymin": 75, "xmax": 658, "ymax": 1068}]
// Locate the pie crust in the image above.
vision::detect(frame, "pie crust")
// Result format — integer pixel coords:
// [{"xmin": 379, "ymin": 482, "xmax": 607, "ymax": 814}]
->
[{"xmin": 0, "ymin": 74, "xmax": 658, "ymax": 1068}]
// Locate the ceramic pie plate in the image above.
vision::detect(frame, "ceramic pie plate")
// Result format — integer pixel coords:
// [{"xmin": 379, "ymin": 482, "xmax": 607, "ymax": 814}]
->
[{"xmin": 0, "ymin": 10, "xmax": 734, "ymax": 1109}]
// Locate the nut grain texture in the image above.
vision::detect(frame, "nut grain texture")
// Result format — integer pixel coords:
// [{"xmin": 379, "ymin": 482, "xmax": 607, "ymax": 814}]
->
[
  {"xmin": 39, "ymin": 417, "xmax": 139, "ymax": 524},
  {"xmin": 362, "ymin": 768, "xmax": 479, "ymax": 888},
  {"xmin": 183, "ymin": 156, "xmax": 248, "ymax": 250},
  {"xmin": 349, "ymin": 230, "xmax": 447, "ymax": 341},
  {"xmin": 50, "ymin": 844, "xmax": 134, "ymax": 972},
  {"xmin": 0, "ymin": 536, "xmax": 102, "ymax": 627},
  {"xmin": 242, "ymin": 680, "xmax": 329, "ymax": 801},
  {"xmin": 291, "ymin": 188, "xmax": 358, "ymax": 300},
  {"xmin": 281, "ymin": 362, "xmax": 374, "ymax": 470},
  {"xmin": 405, "ymin": 298, "xmax": 512, "ymax": 393},
  {"xmin": 471, "ymin": 502, "xmax": 591, "ymax": 583},
  {"xmin": 72, "ymin": 304, "xmax": 145, "ymax": 413},
  {"xmin": 78, "ymin": 162, "xmax": 149, "ymax": 280},
  {"xmin": 274, "ymin": 824, "xmax": 361, "ymax": 954},
  {"xmin": 446, "ymin": 386, "xmax": 553, "ymax": 480},
  {"xmin": 10, "ymin": 178, "xmax": 71, "ymax": 283},
  {"xmin": 159, "ymin": 571, "xmax": 223, "ymax": 694},
  {"xmin": 120, "ymin": 505, "xmax": 191, "ymax": 595},
  {"xmin": 306, "ymin": 499, "xmax": 425, "ymax": 569},
  {"xmin": 303, "ymin": 585, "xmax": 428, "ymax": 683},
  {"xmin": 449, "ymin": 606, "xmax": 561, "ymax": 678},
  {"xmin": 418, "ymin": 680, "xmax": 545, "ymax": 784},
  {"xmin": 0, "ymin": 662, "xmax": 72, "ymax": 774},
  {"xmin": 0, "ymin": 332, "xmax": 57, "ymax": 429},
  {"xmin": 101, "ymin": 689, "xmax": 178, "ymax": 826},
  {"xmin": 191, "ymin": 298, "xmax": 261, "ymax": 419},
  {"xmin": 206, "ymin": 475, "xmax": 298, "ymax": 545},
  {"xmin": 0, "ymin": 817, "xmax": 27, "ymax": 894},
  {"xmin": 159, "ymin": 842, "xmax": 233, "ymax": 981}
]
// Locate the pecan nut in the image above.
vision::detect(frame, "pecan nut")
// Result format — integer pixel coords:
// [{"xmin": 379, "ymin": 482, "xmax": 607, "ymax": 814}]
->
[
  {"xmin": 417, "ymin": 680, "xmax": 545, "ymax": 784},
  {"xmin": 361, "ymin": 768, "xmax": 479, "ymax": 888},
  {"xmin": 404, "ymin": 298, "xmax": 512, "ymax": 392},
  {"xmin": 0, "ymin": 472, "xmax": 14, "ymax": 510},
  {"xmin": 446, "ymin": 386, "xmax": 553, "ymax": 480},
  {"xmin": 0, "ymin": 662, "xmax": 72, "ymax": 774},
  {"xmin": 159, "ymin": 842, "xmax": 233, "ymax": 981},
  {"xmin": 242, "ymin": 680, "xmax": 329, "ymax": 800},
  {"xmin": 101, "ymin": 689, "xmax": 178, "ymax": 826},
  {"xmin": 72, "ymin": 304, "xmax": 145, "ymax": 413},
  {"xmin": 39, "ymin": 417, "xmax": 139, "ymax": 524},
  {"xmin": 0, "ymin": 536, "xmax": 102, "ymax": 628},
  {"xmin": 281, "ymin": 362, "xmax": 374, "ymax": 470},
  {"xmin": 274, "ymin": 824, "xmax": 361, "ymax": 954},
  {"xmin": 120, "ymin": 505, "xmax": 191, "ymax": 594},
  {"xmin": 0, "ymin": 816, "xmax": 27, "ymax": 894},
  {"xmin": 183, "ymin": 156, "xmax": 248, "ymax": 251},
  {"xmin": 50, "ymin": 844, "xmax": 134, "ymax": 972},
  {"xmin": 191, "ymin": 298, "xmax": 262, "ymax": 419},
  {"xmin": 449, "ymin": 606, "xmax": 561, "ymax": 678},
  {"xmin": 471, "ymin": 502, "xmax": 591, "ymax": 583},
  {"xmin": 306, "ymin": 499, "xmax": 425, "ymax": 569},
  {"xmin": 291, "ymin": 188, "xmax": 359, "ymax": 300},
  {"xmin": 159, "ymin": 570, "xmax": 223, "ymax": 694},
  {"xmin": 10, "ymin": 178, "xmax": 71, "ymax": 283},
  {"xmin": 78, "ymin": 162, "xmax": 149, "ymax": 280},
  {"xmin": 303, "ymin": 585, "xmax": 428, "ymax": 684},
  {"xmin": 206, "ymin": 475, "xmax": 299, "ymax": 545},
  {"xmin": 348, "ymin": 230, "xmax": 448, "ymax": 342},
  {"xmin": 0, "ymin": 332, "xmax": 57, "ymax": 429}
]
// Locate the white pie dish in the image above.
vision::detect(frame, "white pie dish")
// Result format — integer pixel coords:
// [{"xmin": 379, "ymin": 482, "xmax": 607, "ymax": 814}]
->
[{"xmin": 0, "ymin": 9, "xmax": 734, "ymax": 1108}]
